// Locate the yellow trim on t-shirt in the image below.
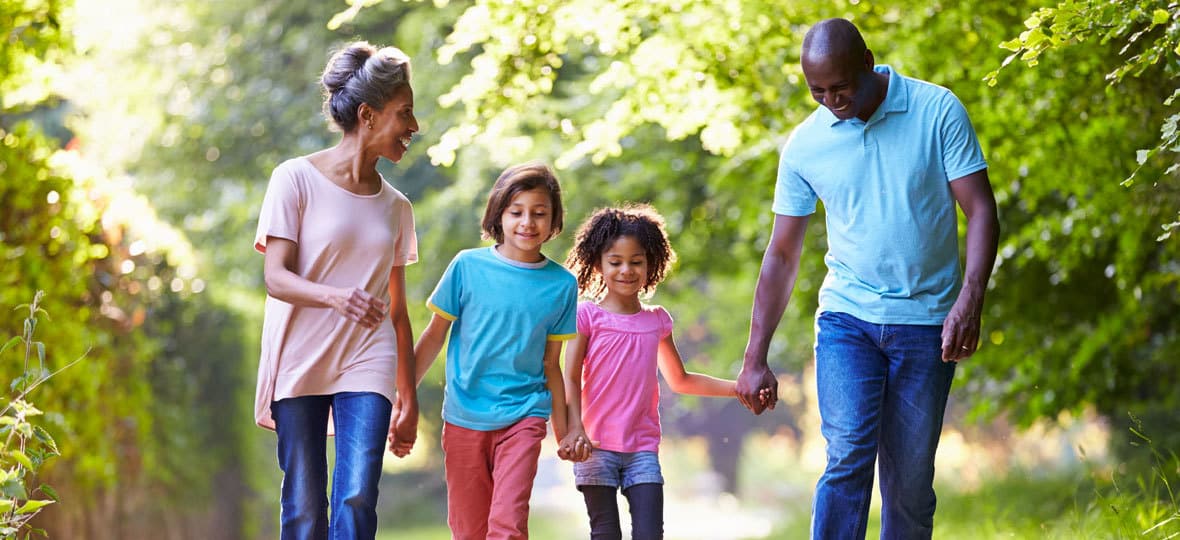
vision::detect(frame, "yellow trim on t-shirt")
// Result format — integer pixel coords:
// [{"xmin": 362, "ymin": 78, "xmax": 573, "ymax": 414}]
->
[
  {"xmin": 427, "ymin": 302, "xmax": 457, "ymax": 321},
  {"xmin": 547, "ymin": 333, "xmax": 577, "ymax": 342}
]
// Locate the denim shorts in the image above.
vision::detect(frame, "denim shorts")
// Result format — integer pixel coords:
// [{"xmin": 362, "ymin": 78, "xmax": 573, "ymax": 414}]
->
[{"xmin": 574, "ymin": 449, "xmax": 664, "ymax": 490}]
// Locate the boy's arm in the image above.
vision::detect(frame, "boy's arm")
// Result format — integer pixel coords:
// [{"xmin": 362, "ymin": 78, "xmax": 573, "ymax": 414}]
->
[
  {"xmin": 657, "ymin": 333, "xmax": 738, "ymax": 397},
  {"xmin": 560, "ymin": 333, "xmax": 593, "ymax": 461},
  {"xmin": 542, "ymin": 339, "xmax": 568, "ymax": 443},
  {"xmin": 413, "ymin": 312, "xmax": 452, "ymax": 386}
]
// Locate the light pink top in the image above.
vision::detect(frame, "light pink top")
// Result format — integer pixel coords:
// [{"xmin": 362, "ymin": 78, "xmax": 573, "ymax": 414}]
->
[
  {"xmin": 577, "ymin": 302, "xmax": 673, "ymax": 452},
  {"xmin": 252, "ymin": 157, "xmax": 417, "ymax": 430}
]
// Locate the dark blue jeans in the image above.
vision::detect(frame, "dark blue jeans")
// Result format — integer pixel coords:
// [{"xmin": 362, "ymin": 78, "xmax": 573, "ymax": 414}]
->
[
  {"xmin": 811, "ymin": 312, "xmax": 956, "ymax": 540},
  {"xmin": 272, "ymin": 392, "xmax": 392, "ymax": 540}
]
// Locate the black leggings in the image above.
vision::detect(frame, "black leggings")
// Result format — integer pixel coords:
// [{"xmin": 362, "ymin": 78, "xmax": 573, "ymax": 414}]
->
[{"xmin": 580, "ymin": 483, "xmax": 663, "ymax": 540}]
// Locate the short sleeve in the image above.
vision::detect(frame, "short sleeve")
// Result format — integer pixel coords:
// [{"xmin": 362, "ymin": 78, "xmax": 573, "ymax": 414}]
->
[
  {"xmin": 547, "ymin": 278, "xmax": 578, "ymax": 341},
  {"xmin": 772, "ymin": 133, "xmax": 819, "ymax": 216},
  {"xmin": 392, "ymin": 198, "xmax": 418, "ymax": 266},
  {"xmin": 254, "ymin": 162, "xmax": 303, "ymax": 253},
  {"xmin": 575, "ymin": 302, "xmax": 594, "ymax": 337},
  {"xmin": 938, "ymin": 93, "xmax": 988, "ymax": 182},
  {"xmin": 656, "ymin": 306, "xmax": 674, "ymax": 339},
  {"xmin": 427, "ymin": 254, "xmax": 463, "ymax": 321}
]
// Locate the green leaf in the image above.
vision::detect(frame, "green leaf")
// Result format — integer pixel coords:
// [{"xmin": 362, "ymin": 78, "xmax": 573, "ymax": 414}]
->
[
  {"xmin": 999, "ymin": 37, "xmax": 1023, "ymax": 52},
  {"xmin": 1152, "ymin": 9, "xmax": 1170, "ymax": 25},
  {"xmin": 9, "ymin": 451, "xmax": 34, "ymax": 471},
  {"xmin": 34, "ymin": 341, "xmax": 44, "ymax": 366},
  {"xmin": 0, "ymin": 500, "xmax": 12, "ymax": 513},
  {"xmin": 0, "ymin": 336, "xmax": 21, "ymax": 357},
  {"xmin": 15, "ymin": 499, "xmax": 53, "ymax": 514},
  {"xmin": 37, "ymin": 483, "xmax": 58, "ymax": 502},
  {"xmin": 31, "ymin": 427, "xmax": 56, "ymax": 451},
  {"xmin": 1, "ymin": 479, "xmax": 28, "ymax": 499}
]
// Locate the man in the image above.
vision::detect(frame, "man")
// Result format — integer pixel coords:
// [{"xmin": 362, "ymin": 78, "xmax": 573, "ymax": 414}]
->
[{"xmin": 735, "ymin": 18, "xmax": 999, "ymax": 540}]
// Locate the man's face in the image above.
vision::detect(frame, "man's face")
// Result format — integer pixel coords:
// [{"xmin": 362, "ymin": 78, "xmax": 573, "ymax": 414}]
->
[{"xmin": 802, "ymin": 52, "xmax": 875, "ymax": 121}]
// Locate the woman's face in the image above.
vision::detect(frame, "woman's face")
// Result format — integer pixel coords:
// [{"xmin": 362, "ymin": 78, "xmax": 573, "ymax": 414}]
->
[{"xmin": 368, "ymin": 86, "xmax": 418, "ymax": 163}]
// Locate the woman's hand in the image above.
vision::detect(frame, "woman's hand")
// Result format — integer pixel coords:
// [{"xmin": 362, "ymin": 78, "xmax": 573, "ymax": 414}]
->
[
  {"xmin": 387, "ymin": 393, "xmax": 418, "ymax": 458},
  {"xmin": 329, "ymin": 287, "xmax": 388, "ymax": 329}
]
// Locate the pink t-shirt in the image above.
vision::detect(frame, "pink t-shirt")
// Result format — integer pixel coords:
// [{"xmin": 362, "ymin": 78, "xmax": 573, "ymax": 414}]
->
[
  {"xmin": 577, "ymin": 302, "xmax": 673, "ymax": 453},
  {"xmin": 252, "ymin": 157, "xmax": 417, "ymax": 430}
]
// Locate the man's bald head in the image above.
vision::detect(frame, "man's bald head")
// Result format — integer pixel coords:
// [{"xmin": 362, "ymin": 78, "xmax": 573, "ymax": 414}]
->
[
  {"xmin": 801, "ymin": 18, "xmax": 868, "ymax": 66},
  {"xmin": 798, "ymin": 18, "xmax": 885, "ymax": 122}
]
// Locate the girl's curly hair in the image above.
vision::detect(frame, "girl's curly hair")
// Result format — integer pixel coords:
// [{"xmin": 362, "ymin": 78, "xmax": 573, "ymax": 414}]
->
[{"xmin": 565, "ymin": 203, "xmax": 677, "ymax": 300}]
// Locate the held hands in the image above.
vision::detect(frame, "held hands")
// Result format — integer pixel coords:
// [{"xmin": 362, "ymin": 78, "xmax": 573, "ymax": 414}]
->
[
  {"xmin": 386, "ymin": 393, "xmax": 419, "ymax": 458},
  {"xmin": 736, "ymin": 363, "xmax": 778, "ymax": 415},
  {"xmin": 557, "ymin": 428, "xmax": 596, "ymax": 462},
  {"xmin": 330, "ymin": 287, "xmax": 388, "ymax": 329}
]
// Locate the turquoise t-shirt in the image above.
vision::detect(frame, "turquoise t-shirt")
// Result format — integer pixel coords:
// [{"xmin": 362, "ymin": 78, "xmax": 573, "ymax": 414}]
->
[
  {"xmin": 774, "ymin": 65, "xmax": 988, "ymax": 325},
  {"xmin": 427, "ymin": 246, "xmax": 578, "ymax": 431}
]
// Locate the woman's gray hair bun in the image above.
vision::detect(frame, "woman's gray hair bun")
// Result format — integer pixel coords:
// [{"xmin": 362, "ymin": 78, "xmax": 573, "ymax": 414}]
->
[{"xmin": 320, "ymin": 41, "xmax": 412, "ymax": 132}]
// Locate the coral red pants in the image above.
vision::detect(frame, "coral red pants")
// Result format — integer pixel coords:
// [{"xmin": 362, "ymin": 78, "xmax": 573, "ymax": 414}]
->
[{"xmin": 442, "ymin": 417, "xmax": 547, "ymax": 540}]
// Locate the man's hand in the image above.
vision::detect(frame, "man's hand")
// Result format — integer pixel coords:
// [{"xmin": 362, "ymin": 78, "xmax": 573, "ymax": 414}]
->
[
  {"xmin": 941, "ymin": 288, "xmax": 983, "ymax": 362},
  {"xmin": 736, "ymin": 362, "xmax": 778, "ymax": 414}
]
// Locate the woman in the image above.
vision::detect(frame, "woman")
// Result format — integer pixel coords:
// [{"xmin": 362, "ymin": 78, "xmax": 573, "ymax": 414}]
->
[{"xmin": 252, "ymin": 41, "xmax": 420, "ymax": 539}]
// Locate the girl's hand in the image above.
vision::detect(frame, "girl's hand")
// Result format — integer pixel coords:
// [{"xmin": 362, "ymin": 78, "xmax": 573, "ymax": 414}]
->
[
  {"xmin": 387, "ymin": 394, "xmax": 418, "ymax": 458},
  {"xmin": 330, "ymin": 287, "xmax": 387, "ymax": 328},
  {"xmin": 557, "ymin": 429, "xmax": 596, "ymax": 462}
]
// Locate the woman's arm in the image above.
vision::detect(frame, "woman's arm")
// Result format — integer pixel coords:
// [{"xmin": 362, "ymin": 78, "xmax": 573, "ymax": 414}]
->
[
  {"xmin": 657, "ymin": 332, "xmax": 738, "ymax": 397},
  {"xmin": 388, "ymin": 265, "xmax": 418, "ymax": 457},
  {"xmin": 263, "ymin": 236, "xmax": 386, "ymax": 328}
]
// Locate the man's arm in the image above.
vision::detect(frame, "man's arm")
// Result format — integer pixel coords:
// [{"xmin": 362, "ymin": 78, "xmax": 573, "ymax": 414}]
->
[
  {"xmin": 738, "ymin": 214, "xmax": 810, "ymax": 414},
  {"xmin": 944, "ymin": 169, "xmax": 1000, "ymax": 361}
]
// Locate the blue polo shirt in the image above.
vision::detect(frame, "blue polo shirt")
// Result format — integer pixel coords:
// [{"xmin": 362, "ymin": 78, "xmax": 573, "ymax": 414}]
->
[
  {"xmin": 773, "ymin": 65, "xmax": 987, "ymax": 324},
  {"xmin": 427, "ymin": 246, "xmax": 578, "ymax": 430}
]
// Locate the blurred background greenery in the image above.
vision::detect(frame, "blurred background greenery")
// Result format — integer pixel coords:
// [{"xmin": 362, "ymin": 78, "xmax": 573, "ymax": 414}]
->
[{"xmin": 2, "ymin": 0, "xmax": 1178, "ymax": 537}]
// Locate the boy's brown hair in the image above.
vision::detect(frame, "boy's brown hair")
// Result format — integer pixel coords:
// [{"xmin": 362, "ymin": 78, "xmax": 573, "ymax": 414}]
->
[{"xmin": 481, "ymin": 162, "xmax": 565, "ymax": 243}]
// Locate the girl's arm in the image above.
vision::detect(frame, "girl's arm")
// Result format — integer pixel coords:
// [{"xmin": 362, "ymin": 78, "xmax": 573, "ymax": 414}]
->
[
  {"xmin": 657, "ymin": 332, "xmax": 738, "ymax": 397},
  {"xmin": 413, "ymin": 313, "xmax": 452, "ymax": 386},
  {"xmin": 388, "ymin": 266, "xmax": 418, "ymax": 458},
  {"xmin": 560, "ymin": 334, "xmax": 593, "ymax": 461},
  {"xmin": 263, "ymin": 237, "xmax": 386, "ymax": 328}
]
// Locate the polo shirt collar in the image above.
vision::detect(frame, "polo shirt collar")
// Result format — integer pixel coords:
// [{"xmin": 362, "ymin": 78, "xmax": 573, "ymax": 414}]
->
[{"xmin": 820, "ymin": 64, "xmax": 909, "ymax": 126}]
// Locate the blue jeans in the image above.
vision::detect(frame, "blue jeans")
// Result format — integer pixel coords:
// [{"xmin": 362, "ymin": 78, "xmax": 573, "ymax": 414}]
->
[
  {"xmin": 272, "ymin": 392, "xmax": 392, "ymax": 540},
  {"xmin": 811, "ymin": 312, "xmax": 956, "ymax": 540}
]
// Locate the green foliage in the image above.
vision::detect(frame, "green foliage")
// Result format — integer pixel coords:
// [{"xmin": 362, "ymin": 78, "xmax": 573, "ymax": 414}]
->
[
  {"xmin": 0, "ymin": 0, "xmax": 67, "ymax": 111},
  {"xmin": 985, "ymin": 0, "xmax": 1180, "ymax": 231},
  {"xmin": 341, "ymin": 0, "xmax": 1180, "ymax": 433},
  {"xmin": 4, "ymin": 0, "xmax": 264, "ymax": 536},
  {"xmin": 0, "ymin": 292, "xmax": 84, "ymax": 539}
]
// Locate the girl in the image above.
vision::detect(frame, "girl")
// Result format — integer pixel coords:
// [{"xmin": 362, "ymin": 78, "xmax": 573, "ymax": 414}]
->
[
  {"xmin": 562, "ymin": 204, "xmax": 766, "ymax": 540},
  {"xmin": 396, "ymin": 162, "xmax": 587, "ymax": 539},
  {"xmin": 254, "ymin": 42, "xmax": 419, "ymax": 539}
]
